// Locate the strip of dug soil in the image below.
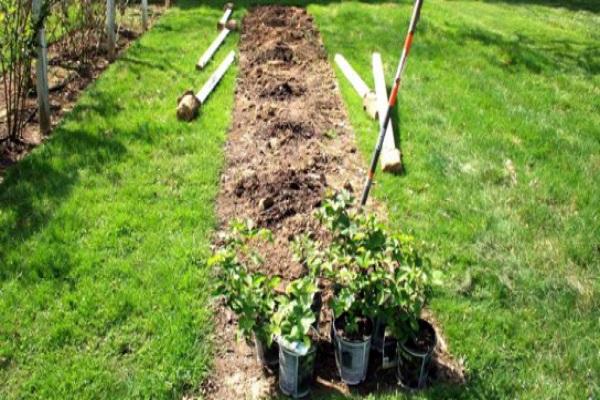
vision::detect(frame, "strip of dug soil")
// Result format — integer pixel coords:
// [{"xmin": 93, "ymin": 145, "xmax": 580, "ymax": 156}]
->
[{"xmin": 204, "ymin": 6, "xmax": 464, "ymax": 399}]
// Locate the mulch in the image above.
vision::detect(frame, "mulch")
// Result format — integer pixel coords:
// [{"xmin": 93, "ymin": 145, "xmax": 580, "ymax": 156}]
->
[{"xmin": 205, "ymin": 6, "xmax": 465, "ymax": 400}]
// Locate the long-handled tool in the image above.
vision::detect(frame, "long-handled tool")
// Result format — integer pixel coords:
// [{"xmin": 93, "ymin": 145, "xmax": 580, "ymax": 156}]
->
[
  {"xmin": 359, "ymin": 0, "xmax": 425, "ymax": 207},
  {"xmin": 372, "ymin": 52, "xmax": 402, "ymax": 173}
]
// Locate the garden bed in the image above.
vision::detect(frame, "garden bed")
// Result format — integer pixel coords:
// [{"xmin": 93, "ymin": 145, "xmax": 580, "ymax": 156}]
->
[
  {"xmin": 205, "ymin": 6, "xmax": 464, "ymax": 399},
  {"xmin": 0, "ymin": 6, "xmax": 163, "ymax": 179}
]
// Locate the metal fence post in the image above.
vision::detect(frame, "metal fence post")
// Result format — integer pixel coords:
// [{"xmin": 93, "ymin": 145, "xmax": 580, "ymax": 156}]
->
[
  {"xmin": 106, "ymin": 0, "xmax": 116, "ymax": 60},
  {"xmin": 32, "ymin": 0, "xmax": 51, "ymax": 135}
]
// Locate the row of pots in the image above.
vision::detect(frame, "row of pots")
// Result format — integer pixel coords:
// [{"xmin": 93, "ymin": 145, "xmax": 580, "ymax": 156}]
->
[{"xmin": 255, "ymin": 317, "xmax": 437, "ymax": 398}]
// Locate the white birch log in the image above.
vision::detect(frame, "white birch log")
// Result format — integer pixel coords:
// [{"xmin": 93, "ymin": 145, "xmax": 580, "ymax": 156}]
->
[
  {"xmin": 32, "ymin": 0, "xmax": 51, "ymax": 135},
  {"xmin": 178, "ymin": 51, "xmax": 236, "ymax": 121},
  {"xmin": 196, "ymin": 28, "xmax": 230, "ymax": 70},
  {"xmin": 196, "ymin": 51, "xmax": 236, "ymax": 103},
  {"xmin": 334, "ymin": 53, "xmax": 377, "ymax": 119},
  {"xmin": 373, "ymin": 53, "xmax": 402, "ymax": 173},
  {"xmin": 217, "ymin": 8, "xmax": 233, "ymax": 30},
  {"xmin": 334, "ymin": 53, "xmax": 370, "ymax": 98}
]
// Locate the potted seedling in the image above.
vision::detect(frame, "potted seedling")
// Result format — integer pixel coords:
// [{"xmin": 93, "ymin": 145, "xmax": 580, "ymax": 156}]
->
[
  {"xmin": 312, "ymin": 192, "xmax": 389, "ymax": 385},
  {"xmin": 291, "ymin": 234, "xmax": 328, "ymax": 328},
  {"xmin": 272, "ymin": 277, "xmax": 319, "ymax": 398},
  {"xmin": 210, "ymin": 220, "xmax": 280, "ymax": 368},
  {"xmin": 376, "ymin": 233, "xmax": 439, "ymax": 388}
]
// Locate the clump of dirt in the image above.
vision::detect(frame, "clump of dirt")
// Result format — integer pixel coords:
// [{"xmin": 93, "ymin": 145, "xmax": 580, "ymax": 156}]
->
[
  {"xmin": 209, "ymin": 5, "xmax": 465, "ymax": 400},
  {"xmin": 256, "ymin": 42, "xmax": 295, "ymax": 64},
  {"xmin": 260, "ymin": 81, "xmax": 305, "ymax": 100},
  {"xmin": 260, "ymin": 120, "xmax": 316, "ymax": 145}
]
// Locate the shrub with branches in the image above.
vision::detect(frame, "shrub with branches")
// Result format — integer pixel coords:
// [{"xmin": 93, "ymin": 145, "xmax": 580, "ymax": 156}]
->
[{"xmin": 1, "ymin": 0, "xmax": 35, "ymax": 142}]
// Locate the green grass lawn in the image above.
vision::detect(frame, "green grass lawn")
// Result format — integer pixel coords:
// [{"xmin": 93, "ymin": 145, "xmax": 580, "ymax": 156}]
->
[
  {"xmin": 1, "ymin": 0, "xmax": 598, "ymax": 399},
  {"xmin": 0, "ymin": 2, "xmax": 238, "ymax": 398},
  {"xmin": 308, "ymin": 0, "xmax": 599, "ymax": 398}
]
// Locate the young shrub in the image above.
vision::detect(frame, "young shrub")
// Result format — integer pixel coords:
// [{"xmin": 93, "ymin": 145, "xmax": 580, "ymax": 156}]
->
[
  {"xmin": 377, "ymin": 233, "xmax": 434, "ymax": 343},
  {"xmin": 210, "ymin": 220, "xmax": 279, "ymax": 347},
  {"xmin": 271, "ymin": 276, "xmax": 319, "ymax": 398},
  {"xmin": 0, "ymin": 0, "xmax": 36, "ymax": 141},
  {"xmin": 271, "ymin": 277, "xmax": 319, "ymax": 351}
]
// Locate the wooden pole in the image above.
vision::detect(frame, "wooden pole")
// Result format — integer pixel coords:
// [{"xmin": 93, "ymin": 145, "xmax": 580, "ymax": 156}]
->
[
  {"xmin": 372, "ymin": 53, "xmax": 402, "ymax": 173},
  {"xmin": 196, "ymin": 51, "xmax": 236, "ymax": 103},
  {"xmin": 334, "ymin": 53, "xmax": 369, "ymax": 98},
  {"xmin": 32, "ymin": 0, "xmax": 51, "ymax": 135},
  {"xmin": 177, "ymin": 51, "xmax": 236, "ymax": 121},
  {"xmin": 217, "ymin": 7, "xmax": 233, "ymax": 30},
  {"xmin": 165, "ymin": 0, "xmax": 170, "ymax": 7},
  {"xmin": 360, "ymin": 0, "xmax": 424, "ymax": 206},
  {"xmin": 196, "ymin": 28, "xmax": 230, "ymax": 70},
  {"xmin": 106, "ymin": 0, "xmax": 116, "ymax": 60},
  {"xmin": 334, "ymin": 53, "xmax": 378, "ymax": 119},
  {"xmin": 141, "ymin": 0, "xmax": 148, "ymax": 31}
]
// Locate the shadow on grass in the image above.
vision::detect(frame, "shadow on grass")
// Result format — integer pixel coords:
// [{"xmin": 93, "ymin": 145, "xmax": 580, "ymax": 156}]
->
[
  {"xmin": 173, "ymin": 0, "xmax": 399, "ymax": 11},
  {"xmin": 0, "ymin": 95, "xmax": 128, "ymax": 282},
  {"xmin": 482, "ymin": 0, "xmax": 599, "ymax": 13},
  {"xmin": 450, "ymin": 25, "xmax": 600, "ymax": 75}
]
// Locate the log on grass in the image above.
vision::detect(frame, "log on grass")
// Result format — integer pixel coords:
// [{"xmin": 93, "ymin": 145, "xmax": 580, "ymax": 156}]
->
[
  {"xmin": 372, "ymin": 52, "xmax": 402, "ymax": 173},
  {"xmin": 334, "ymin": 53, "xmax": 377, "ymax": 119},
  {"xmin": 178, "ymin": 51, "xmax": 236, "ymax": 121},
  {"xmin": 197, "ymin": 28, "xmax": 230, "ymax": 70},
  {"xmin": 217, "ymin": 3, "xmax": 234, "ymax": 30}
]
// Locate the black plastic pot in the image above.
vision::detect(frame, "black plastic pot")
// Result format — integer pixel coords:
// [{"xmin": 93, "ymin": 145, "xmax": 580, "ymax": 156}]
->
[
  {"xmin": 310, "ymin": 291, "xmax": 323, "ymax": 329},
  {"xmin": 278, "ymin": 338, "xmax": 317, "ymax": 398},
  {"xmin": 397, "ymin": 318, "xmax": 437, "ymax": 389},
  {"xmin": 254, "ymin": 333, "xmax": 279, "ymax": 369},
  {"xmin": 372, "ymin": 318, "xmax": 399, "ymax": 369},
  {"xmin": 332, "ymin": 315, "xmax": 372, "ymax": 385}
]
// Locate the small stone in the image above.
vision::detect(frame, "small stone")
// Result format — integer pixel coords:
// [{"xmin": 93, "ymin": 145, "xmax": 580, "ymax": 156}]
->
[
  {"xmin": 241, "ymin": 169, "xmax": 256, "ymax": 180},
  {"xmin": 343, "ymin": 181, "xmax": 353, "ymax": 192},
  {"xmin": 268, "ymin": 138, "xmax": 279, "ymax": 149},
  {"xmin": 259, "ymin": 197, "xmax": 274, "ymax": 210}
]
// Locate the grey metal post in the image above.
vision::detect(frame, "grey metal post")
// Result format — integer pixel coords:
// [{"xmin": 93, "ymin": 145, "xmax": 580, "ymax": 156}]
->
[
  {"xmin": 32, "ymin": 0, "xmax": 51, "ymax": 135},
  {"xmin": 141, "ymin": 0, "xmax": 148, "ymax": 31},
  {"xmin": 106, "ymin": 0, "xmax": 116, "ymax": 60}
]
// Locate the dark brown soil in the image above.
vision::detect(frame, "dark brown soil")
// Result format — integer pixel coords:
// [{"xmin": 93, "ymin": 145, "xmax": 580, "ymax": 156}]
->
[
  {"xmin": 334, "ymin": 314, "xmax": 373, "ymax": 342},
  {"xmin": 404, "ymin": 319, "xmax": 436, "ymax": 354},
  {"xmin": 207, "ymin": 6, "xmax": 465, "ymax": 399}
]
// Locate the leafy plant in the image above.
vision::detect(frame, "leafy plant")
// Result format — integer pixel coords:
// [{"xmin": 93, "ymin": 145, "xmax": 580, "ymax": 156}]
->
[
  {"xmin": 376, "ymin": 233, "xmax": 437, "ymax": 342},
  {"xmin": 210, "ymin": 220, "xmax": 279, "ymax": 345},
  {"xmin": 295, "ymin": 190, "xmax": 438, "ymax": 341},
  {"xmin": 272, "ymin": 277, "xmax": 318, "ymax": 352}
]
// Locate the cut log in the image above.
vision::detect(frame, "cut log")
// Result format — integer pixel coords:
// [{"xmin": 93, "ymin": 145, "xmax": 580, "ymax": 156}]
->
[
  {"xmin": 178, "ymin": 51, "xmax": 236, "ymax": 121},
  {"xmin": 334, "ymin": 53, "xmax": 377, "ymax": 119},
  {"xmin": 196, "ymin": 51, "xmax": 236, "ymax": 103},
  {"xmin": 217, "ymin": 7, "xmax": 233, "ymax": 30},
  {"xmin": 197, "ymin": 28, "xmax": 230, "ymax": 70},
  {"xmin": 372, "ymin": 52, "xmax": 402, "ymax": 173},
  {"xmin": 334, "ymin": 54, "xmax": 369, "ymax": 98}
]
